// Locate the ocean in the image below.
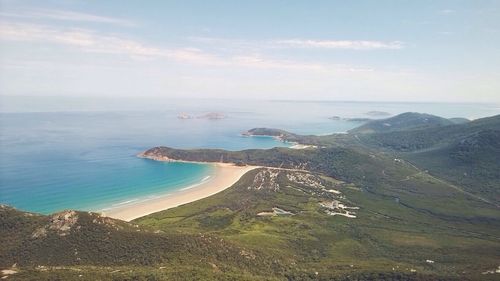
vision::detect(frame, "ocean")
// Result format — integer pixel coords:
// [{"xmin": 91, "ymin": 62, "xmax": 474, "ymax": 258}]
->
[{"xmin": 1, "ymin": 98, "xmax": 499, "ymax": 214}]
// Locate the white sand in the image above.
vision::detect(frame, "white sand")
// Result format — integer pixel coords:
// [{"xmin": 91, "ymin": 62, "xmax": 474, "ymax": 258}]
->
[
  {"xmin": 290, "ymin": 144, "xmax": 317, "ymax": 149},
  {"xmin": 103, "ymin": 163, "xmax": 258, "ymax": 221}
]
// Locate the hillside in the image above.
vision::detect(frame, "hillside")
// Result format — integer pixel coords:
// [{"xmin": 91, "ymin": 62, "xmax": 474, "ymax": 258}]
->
[
  {"xmin": 406, "ymin": 129, "xmax": 500, "ymax": 202},
  {"xmin": 349, "ymin": 112, "xmax": 454, "ymax": 134},
  {"xmin": 353, "ymin": 114, "xmax": 500, "ymax": 201},
  {"xmin": 242, "ymin": 128, "xmax": 329, "ymax": 145},
  {"xmin": 0, "ymin": 205, "xmax": 278, "ymax": 280},
  {"xmin": 357, "ymin": 114, "xmax": 500, "ymax": 151},
  {"xmin": 243, "ymin": 128, "xmax": 293, "ymax": 137},
  {"xmin": 133, "ymin": 159, "xmax": 500, "ymax": 280},
  {"xmin": 141, "ymin": 146, "xmax": 412, "ymax": 185}
]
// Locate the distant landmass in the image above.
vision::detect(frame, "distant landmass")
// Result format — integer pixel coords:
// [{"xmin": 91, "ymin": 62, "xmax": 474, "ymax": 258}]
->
[
  {"xmin": 349, "ymin": 112, "xmax": 454, "ymax": 134},
  {"xmin": 177, "ymin": 112, "xmax": 227, "ymax": 120},
  {"xmin": 197, "ymin": 112, "xmax": 226, "ymax": 120},
  {"xmin": 328, "ymin": 116, "xmax": 373, "ymax": 122},
  {"xmin": 365, "ymin": 110, "xmax": 392, "ymax": 117},
  {"xmin": 2, "ymin": 112, "xmax": 500, "ymax": 280}
]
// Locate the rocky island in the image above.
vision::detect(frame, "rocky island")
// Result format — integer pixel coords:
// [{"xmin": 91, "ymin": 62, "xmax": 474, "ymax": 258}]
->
[
  {"xmin": 177, "ymin": 112, "xmax": 227, "ymax": 120},
  {"xmin": 365, "ymin": 110, "xmax": 392, "ymax": 117}
]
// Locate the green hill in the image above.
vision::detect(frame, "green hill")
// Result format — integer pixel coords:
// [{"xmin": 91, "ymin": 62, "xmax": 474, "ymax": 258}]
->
[
  {"xmin": 357, "ymin": 114, "xmax": 500, "ymax": 151},
  {"xmin": 0, "ymin": 205, "xmax": 283, "ymax": 280},
  {"xmin": 352, "ymin": 114, "xmax": 500, "ymax": 201},
  {"xmin": 243, "ymin": 128, "xmax": 292, "ymax": 137},
  {"xmin": 405, "ymin": 129, "xmax": 500, "ymax": 202},
  {"xmin": 137, "ymin": 141, "xmax": 500, "ymax": 280},
  {"xmin": 349, "ymin": 112, "xmax": 454, "ymax": 134},
  {"xmin": 135, "ymin": 152, "xmax": 500, "ymax": 280}
]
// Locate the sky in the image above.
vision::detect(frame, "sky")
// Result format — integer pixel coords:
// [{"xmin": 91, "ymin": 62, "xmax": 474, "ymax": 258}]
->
[{"xmin": 0, "ymin": 0, "xmax": 499, "ymax": 102}]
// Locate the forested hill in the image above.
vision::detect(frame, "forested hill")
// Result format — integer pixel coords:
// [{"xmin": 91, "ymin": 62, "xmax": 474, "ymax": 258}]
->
[
  {"xmin": 0, "ymin": 205, "xmax": 279, "ymax": 280},
  {"xmin": 349, "ymin": 112, "xmax": 455, "ymax": 134},
  {"xmin": 356, "ymin": 114, "xmax": 500, "ymax": 152}
]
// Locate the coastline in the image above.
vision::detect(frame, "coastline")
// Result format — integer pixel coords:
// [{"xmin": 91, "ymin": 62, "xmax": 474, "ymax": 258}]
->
[
  {"xmin": 103, "ymin": 162, "xmax": 259, "ymax": 221},
  {"xmin": 242, "ymin": 133, "xmax": 318, "ymax": 149}
]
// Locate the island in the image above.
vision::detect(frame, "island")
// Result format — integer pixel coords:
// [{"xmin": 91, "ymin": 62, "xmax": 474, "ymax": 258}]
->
[
  {"xmin": 177, "ymin": 112, "xmax": 227, "ymax": 120},
  {"xmin": 365, "ymin": 110, "xmax": 392, "ymax": 117},
  {"xmin": 328, "ymin": 116, "xmax": 374, "ymax": 122},
  {"xmin": 197, "ymin": 112, "xmax": 226, "ymax": 120}
]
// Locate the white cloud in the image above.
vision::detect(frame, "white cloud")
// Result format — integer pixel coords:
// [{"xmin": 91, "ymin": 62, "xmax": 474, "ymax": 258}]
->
[
  {"xmin": 230, "ymin": 54, "xmax": 324, "ymax": 70},
  {"xmin": 273, "ymin": 39, "xmax": 404, "ymax": 50},
  {"xmin": 1, "ymin": 21, "xmax": 379, "ymax": 72},
  {"xmin": 0, "ymin": 15, "xmax": 397, "ymax": 71},
  {"xmin": 189, "ymin": 37, "xmax": 404, "ymax": 50},
  {"xmin": 0, "ymin": 8, "xmax": 135, "ymax": 26},
  {"xmin": 0, "ymin": 22, "xmax": 206, "ymax": 61}
]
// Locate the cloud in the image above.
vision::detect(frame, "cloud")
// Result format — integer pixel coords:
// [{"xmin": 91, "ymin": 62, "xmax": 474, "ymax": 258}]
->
[
  {"xmin": 230, "ymin": 55, "xmax": 324, "ymax": 70},
  {"xmin": 0, "ymin": 21, "xmax": 388, "ymax": 74},
  {"xmin": 273, "ymin": 39, "xmax": 404, "ymax": 50},
  {"xmin": 0, "ymin": 22, "xmax": 185, "ymax": 58},
  {"xmin": 0, "ymin": 8, "xmax": 135, "ymax": 26},
  {"xmin": 0, "ymin": 22, "xmax": 319, "ymax": 70},
  {"xmin": 189, "ymin": 37, "xmax": 404, "ymax": 50}
]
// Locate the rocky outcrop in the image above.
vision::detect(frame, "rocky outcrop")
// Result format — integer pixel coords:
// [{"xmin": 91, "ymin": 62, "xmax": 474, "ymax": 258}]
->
[
  {"xmin": 248, "ymin": 169, "xmax": 280, "ymax": 191},
  {"xmin": 32, "ymin": 210, "xmax": 79, "ymax": 238}
]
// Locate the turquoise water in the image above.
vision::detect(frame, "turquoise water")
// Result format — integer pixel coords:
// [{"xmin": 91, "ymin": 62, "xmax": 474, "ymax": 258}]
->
[{"xmin": 1, "ymin": 99, "xmax": 499, "ymax": 214}]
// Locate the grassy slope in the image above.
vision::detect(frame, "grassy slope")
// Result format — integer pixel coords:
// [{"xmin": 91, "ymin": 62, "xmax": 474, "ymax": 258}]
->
[
  {"xmin": 356, "ymin": 114, "xmax": 500, "ymax": 151},
  {"xmin": 136, "ymin": 148, "xmax": 500, "ymax": 280},
  {"xmin": 404, "ymin": 130, "xmax": 500, "ymax": 203},
  {"xmin": 349, "ymin": 112, "xmax": 454, "ymax": 134},
  {"xmin": 351, "ymin": 114, "xmax": 500, "ymax": 201},
  {"xmin": 0, "ymin": 206, "xmax": 282, "ymax": 281}
]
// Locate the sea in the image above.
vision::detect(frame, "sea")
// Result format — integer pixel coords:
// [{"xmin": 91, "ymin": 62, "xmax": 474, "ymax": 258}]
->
[{"xmin": 1, "ymin": 97, "xmax": 499, "ymax": 214}]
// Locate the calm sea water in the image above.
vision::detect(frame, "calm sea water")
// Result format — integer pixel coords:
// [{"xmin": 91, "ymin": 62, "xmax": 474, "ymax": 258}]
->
[{"xmin": 1, "ymin": 98, "xmax": 499, "ymax": 214}]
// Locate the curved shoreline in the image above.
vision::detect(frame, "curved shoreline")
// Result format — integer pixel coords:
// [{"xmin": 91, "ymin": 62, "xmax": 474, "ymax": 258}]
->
[
  {"xmin": 242, "ymin": 134, "xmax": 317, "ymax": 149},
  {"xmin": 103, "ymin": 162, "xmax": 259, "ymax": 221}
]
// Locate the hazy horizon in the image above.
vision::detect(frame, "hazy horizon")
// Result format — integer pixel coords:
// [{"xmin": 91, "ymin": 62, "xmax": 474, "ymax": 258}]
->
[{"xmin": 1, "ymin": 95, "xmax": 499, "ymax": 121}]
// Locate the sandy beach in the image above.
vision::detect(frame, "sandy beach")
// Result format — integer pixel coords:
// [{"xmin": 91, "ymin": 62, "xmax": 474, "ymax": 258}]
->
[
  {"xmin": 103, "ymin": 163, "xmax": 258, "ymax": 221},
  {"xmin": 290, "ymin": 144, "xmax": 317, "ymax": 149}
]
